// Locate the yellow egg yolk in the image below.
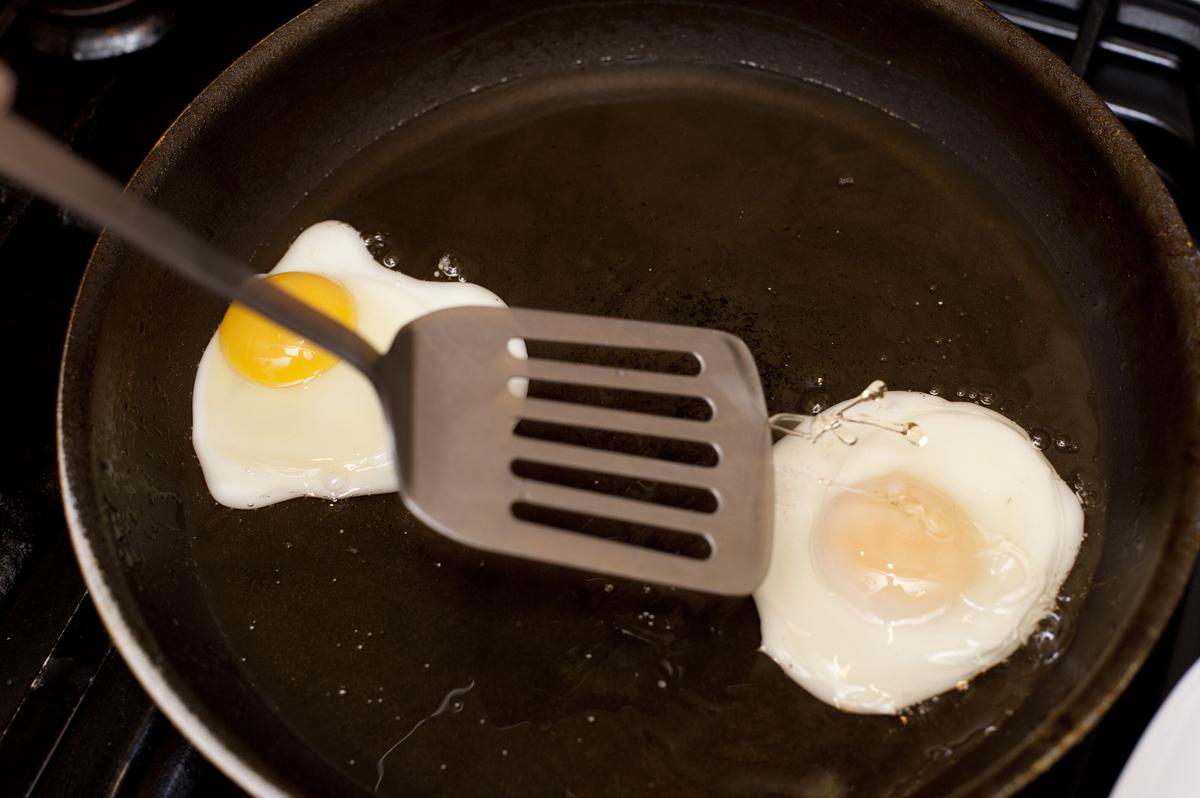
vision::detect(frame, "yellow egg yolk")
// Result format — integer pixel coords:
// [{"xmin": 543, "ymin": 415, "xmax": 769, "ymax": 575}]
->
[
  {"xmin": 218, "ymin": 272, "xmax": 356, "ymax": 387},
  {"xmin": 814, "ymin": 473, "xmax": 983, "ymax": 623}
]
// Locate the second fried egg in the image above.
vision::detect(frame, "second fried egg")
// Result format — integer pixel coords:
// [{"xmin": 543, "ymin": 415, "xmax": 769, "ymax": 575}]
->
[{"xmin": 754, "ymin": 391, "xmax": 1084, "ymax": 713}]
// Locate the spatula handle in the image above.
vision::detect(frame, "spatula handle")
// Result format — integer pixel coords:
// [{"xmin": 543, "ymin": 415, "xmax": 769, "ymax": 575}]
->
[{"xmin": 0, "ymin": 65, "xmax": 380, "ymax": 375}]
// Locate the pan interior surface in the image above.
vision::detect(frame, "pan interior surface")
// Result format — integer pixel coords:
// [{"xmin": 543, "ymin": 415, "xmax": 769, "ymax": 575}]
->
[
  {"xmin": 191, "ymin": 68, "xmax": 1102, "ymax": 796},
  {"xmin": 58, "ymin": 2, "xmax": 1196, "ymax": 797}
]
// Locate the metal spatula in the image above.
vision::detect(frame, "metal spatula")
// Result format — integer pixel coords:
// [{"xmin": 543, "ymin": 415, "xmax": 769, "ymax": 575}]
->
[{"xmin": 0, "ymin": 72, "xmax": 773, "ymax": 595}]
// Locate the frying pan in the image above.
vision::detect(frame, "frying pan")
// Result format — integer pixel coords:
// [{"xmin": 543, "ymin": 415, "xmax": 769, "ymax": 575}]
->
[{"xmin": 56, "ymin": 0, "xmax": 1200, "ymax": 796}]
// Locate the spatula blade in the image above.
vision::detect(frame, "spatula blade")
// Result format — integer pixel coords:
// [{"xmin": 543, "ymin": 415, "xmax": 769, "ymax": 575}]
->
[{"xmin": 372, "ymin": 306, "xmax": 773, "ymax": 595}]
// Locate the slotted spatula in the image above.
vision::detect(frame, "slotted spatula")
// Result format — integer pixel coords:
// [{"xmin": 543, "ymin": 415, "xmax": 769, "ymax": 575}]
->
[{"xmin": 0, "ymin": 72, "xmax": 773, "ymax": 595}]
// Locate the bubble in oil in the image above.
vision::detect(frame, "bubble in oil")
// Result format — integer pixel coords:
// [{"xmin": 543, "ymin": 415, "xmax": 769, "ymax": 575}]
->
[
  {"xmin": 1029, "ymin": 428, "xmax": 1050, "ymax": 451},
  {"xmin": 1068, "ymin": 469, "xmax": 1101, "ymax": 509},
  {"xmin": 1029, "ymin": 609, "xmax": 1071, "ymax": 666},
  {"xmin": 1053, "ymin": 434, "xmax": 1079, "ymax": 454},
  {"xmin": 434, "ymin": 251, "xmax": 472, "ymax": 283},
  {"xmin": 363, "ymin": 232, "xmax": 393, "ymax": 262},
  {"xmin": 802, "ymin": 389, "xmax": 834, "ymax": 415}
]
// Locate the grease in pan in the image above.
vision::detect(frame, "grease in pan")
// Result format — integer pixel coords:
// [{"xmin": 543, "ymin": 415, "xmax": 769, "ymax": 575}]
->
[{"xmin": 190, "ymin": 221, "xmax": 1084, "ymax": 717}]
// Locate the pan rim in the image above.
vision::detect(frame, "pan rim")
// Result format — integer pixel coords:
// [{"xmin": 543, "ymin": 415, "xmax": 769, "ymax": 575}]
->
[
  {"xmin": 55, "ymin": 1, "xmax": 1200, "ymax": 796},
  {"xmin": 933, "ymin": 3, "xmax": 1200, "ymax": 795},
  {"xmin": 56, "ymin": 1, "xmax": 365, "ymax": 796}
]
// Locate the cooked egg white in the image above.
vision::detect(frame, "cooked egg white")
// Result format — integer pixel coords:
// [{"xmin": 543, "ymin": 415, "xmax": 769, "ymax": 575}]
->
[
  {"xmin": 192, "ymin": 220, "xmax": 509, "ymax": 509},
  {"xmin": 754, "ymin": 391, "xmax": 1084, "ymax": 714}
]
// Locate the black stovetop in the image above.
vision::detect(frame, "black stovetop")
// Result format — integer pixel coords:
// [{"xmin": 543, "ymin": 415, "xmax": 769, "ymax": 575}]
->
[{"xmin": 0, "ymin": 1, "xmax": 1196, "ymax": 795}]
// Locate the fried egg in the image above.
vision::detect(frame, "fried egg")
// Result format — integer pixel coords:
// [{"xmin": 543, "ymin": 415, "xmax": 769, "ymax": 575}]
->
[
  {"xmin": 754, "ymin": 390, "xmax": 1083, "ymax": 713},
  {"xmin": 192, "ymin": 220, "xmax": 509, "ymax": 509}
]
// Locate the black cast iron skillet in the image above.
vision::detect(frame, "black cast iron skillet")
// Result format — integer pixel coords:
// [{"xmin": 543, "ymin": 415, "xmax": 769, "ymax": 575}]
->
[{"xmin": 56, "ymin": 1, "xmax": 1200, "ymax": 796}]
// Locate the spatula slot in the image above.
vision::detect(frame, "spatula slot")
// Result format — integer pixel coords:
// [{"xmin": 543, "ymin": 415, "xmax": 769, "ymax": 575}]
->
[
  {"xmin": 522, "ymin": 339, "xmax": 702, "ymax": 375},
  {"xmin": 525, "ymin": 379, "xmax": 713, "ymax": 421},
  {"xmin": 511, "ymin": 501, "xmax": 713, "ymax": 560},
  {"xmin": 511, "ymin": 459, "xmax": 719, "ymax": 512},
  {"xmin": 513, "ymin": 419, "xmax": 719, "ymax": 466}
]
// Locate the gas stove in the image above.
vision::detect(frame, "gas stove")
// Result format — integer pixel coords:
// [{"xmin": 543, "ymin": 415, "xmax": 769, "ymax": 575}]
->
[{"xmin": 0, "ymin": 1, "xmax": 1196, "ymax": 795}]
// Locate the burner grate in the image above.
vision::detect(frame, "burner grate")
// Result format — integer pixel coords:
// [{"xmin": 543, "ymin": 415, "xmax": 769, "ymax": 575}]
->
[{"xmin": 0, "ymin": 2, "xmax": 1195, "ymax": 796}]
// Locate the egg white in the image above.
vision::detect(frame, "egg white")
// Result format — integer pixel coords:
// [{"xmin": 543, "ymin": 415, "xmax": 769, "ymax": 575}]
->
[
  {"xmin": 192, "ymin": 220, "xmax": 509, "ymax": 509},
  {"xmin": 754, "ymin": 391, "xmax": 1084, "ymax": 714}
]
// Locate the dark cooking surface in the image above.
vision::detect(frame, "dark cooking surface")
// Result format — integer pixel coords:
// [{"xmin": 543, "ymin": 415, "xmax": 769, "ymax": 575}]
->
[
  {"xmin": 191, "ymin": 74, "xmax": 1098, "ymax": 795},
  {"xmin": 0, "ymin": 0, "xmax": 1197, "ymax": 796}
]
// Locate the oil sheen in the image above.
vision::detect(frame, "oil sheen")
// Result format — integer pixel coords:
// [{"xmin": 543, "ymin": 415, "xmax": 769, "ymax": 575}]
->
[{"xmin": 191, "ymin": 67, "xmax": 1102, "ymax": 796}]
